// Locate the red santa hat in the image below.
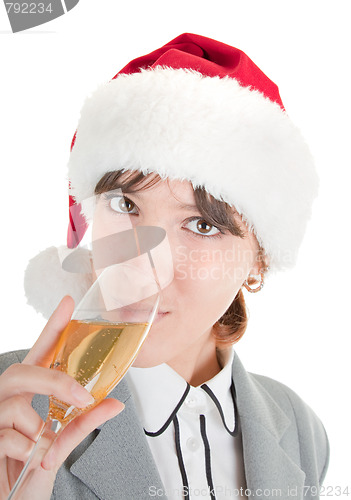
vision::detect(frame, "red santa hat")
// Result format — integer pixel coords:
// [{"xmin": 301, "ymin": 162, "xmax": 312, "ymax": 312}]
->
[{"xmin": 25, "ymin": 33, "xmax": 318, "ymax": 318}]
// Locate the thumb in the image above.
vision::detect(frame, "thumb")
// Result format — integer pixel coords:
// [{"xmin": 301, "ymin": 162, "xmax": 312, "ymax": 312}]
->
[{"xmin": 23, "ymin": 296, "xmax": 75, "ymax": 367}]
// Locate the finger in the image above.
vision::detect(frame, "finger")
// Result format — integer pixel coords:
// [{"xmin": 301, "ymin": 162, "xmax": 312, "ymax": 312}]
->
[
  {"xmin": 42, "ymin": 398, "xmax": 124, "ymax": 471},
  {"xmin": 0, "ymin": 458, "xmax": 57, "ymax": 500},
  {"xmin": 0, "ymin": 364, "xmax": 94, "ymax": 408},
  {"xmin": 24, "ymin": 296, "xmax": 75, "ymax": 367},
  {"xmin": 0, "ymin": 428, "xmax": 35, "ymax": 462},
  {"xmin": 0, "ymin": 396, "xmax": 43, "ymax": 440},
  {"xmin": 0, "ymin": 457, "xmax": 22, "ymax": 497}
]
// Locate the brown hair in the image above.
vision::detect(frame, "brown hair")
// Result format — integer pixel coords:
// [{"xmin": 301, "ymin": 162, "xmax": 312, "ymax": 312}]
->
[{"xmin": 95, "ymin": 170, "xmax": 266, "ymax": 347}]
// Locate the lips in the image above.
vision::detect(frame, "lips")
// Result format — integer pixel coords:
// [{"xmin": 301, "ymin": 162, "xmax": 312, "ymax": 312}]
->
[
  {"xmin": 122, "ymin": 308, "xmax": 169, "ymax": 314},
  {"xmin": 153, "ymin": 311, "xmax": 169, "ymax": 323}
]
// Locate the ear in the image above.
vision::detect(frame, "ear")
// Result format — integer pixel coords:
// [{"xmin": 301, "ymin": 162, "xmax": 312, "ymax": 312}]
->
[{"xmin": 249, "ymin": 248, "xmax": 270, "ymax": 277}]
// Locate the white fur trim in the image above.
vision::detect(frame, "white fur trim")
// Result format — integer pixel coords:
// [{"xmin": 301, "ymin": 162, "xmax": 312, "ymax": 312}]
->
[
  {"xmin": 68, "ymin": 67, "xmax": 318, "ymax": 272},
  {"xmin": 24, "ymin": 246, "xmax": 93, "ymax": 319}
]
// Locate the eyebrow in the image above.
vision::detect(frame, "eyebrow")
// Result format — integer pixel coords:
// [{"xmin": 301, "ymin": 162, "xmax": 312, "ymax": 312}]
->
[
  {"xmin": 173, "ymin": 201, "xmax": 199, "ymax": 211},
  {"xmin": 121, "ymin": 191, "xmax": 199, "ymax": 212}
]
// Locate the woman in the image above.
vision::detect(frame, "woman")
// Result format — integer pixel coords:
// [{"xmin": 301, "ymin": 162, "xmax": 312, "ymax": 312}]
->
[{"xmin": 0, "ymin": 34, "xmax": 329, "ymax": 499}]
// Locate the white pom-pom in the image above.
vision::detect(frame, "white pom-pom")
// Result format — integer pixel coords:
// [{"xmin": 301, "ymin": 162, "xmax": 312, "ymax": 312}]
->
[{"xmin": 24, "ymin": 246, "xmax": 93, "ymax": 320}]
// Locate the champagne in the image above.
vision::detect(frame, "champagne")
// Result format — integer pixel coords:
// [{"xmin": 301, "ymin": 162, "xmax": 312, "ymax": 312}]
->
[{"xmin": 48, "ymin": 319, "xmax": 148, "ymax": 423}]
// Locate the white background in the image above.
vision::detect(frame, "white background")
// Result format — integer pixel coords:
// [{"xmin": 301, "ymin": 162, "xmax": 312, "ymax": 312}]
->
[{"xmin": 0, "ymin": 0, "xmax": 350, "ymax": 492}]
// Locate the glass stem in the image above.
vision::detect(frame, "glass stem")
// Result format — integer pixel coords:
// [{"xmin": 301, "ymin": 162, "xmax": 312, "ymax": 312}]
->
[{"xmin": 7, "ymin": 418, "xmax": 65, "ymax": 500}]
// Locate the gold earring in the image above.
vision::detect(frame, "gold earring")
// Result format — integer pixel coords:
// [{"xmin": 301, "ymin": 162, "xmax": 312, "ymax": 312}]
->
[{"xmin": 243, "ymin": 270, "xmax": 265, "ymax": 293}]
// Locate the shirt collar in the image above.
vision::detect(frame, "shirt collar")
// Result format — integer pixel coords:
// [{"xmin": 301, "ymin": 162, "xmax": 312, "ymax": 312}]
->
[{"xmin": 126, "ymin": 347, "xmax": 235, "ymax": 435}]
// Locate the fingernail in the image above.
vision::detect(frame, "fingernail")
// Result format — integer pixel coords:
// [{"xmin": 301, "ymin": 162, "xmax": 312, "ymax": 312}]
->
[
  {"xmin": 110, "ymin": 402, "xmax": 125, "ymax": 420},
  {"xmin": 71, "ymin": 383, "xmax": 95, "ymax": 406},
  {"xmin": 42, "ymin": 449, "xmax": 55, "ymax": 471}
]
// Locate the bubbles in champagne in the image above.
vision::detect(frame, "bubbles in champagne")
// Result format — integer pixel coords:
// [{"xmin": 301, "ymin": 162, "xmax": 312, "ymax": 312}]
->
[{"xmin": 48, "ymin": 320, "xmax": 148, "ymax": 423}]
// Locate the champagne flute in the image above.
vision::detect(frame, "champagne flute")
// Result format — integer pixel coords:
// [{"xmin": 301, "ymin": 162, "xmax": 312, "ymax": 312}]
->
[{"xmin": 7, "ymin": 226, "xmax": 167, "ymax": 499}]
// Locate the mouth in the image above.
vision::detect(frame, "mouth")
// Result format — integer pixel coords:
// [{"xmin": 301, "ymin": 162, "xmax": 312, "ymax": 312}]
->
[
  {"xmin": 153, "ymin": 311, "xmax": 170, "ymax": 323},
  {"xmin": 117, "ymin": 305, "xmax": 170, "ymax": 324}
]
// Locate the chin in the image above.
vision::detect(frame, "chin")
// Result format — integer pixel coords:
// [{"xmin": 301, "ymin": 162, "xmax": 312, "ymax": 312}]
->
[
  {"xmin": 132, "ymin": 353, "xmax": 164, "ymax": 369},
  {"xmin": 132, "ymin": 335, "xmax": 173, "ymax": 368}
]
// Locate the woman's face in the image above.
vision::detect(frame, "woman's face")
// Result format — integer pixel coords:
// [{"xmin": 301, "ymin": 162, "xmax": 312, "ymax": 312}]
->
[{"xmin": 92, "ymin": 178, "xmax": 261, "ymax": 373}]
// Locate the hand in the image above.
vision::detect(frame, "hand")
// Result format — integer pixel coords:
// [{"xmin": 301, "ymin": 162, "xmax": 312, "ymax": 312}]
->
[{"xmin": 0, "ymin": 296, "xmax": 124, "ymax": 500}]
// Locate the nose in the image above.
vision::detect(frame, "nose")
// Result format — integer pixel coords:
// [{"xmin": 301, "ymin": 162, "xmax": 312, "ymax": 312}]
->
[
  {"xmin": 142, "ymin": 228, "xmax": 174, "ymax": 292},
  {"xmin": 91, "ymin": 225, "xmax": 174, "ymax": 294}
]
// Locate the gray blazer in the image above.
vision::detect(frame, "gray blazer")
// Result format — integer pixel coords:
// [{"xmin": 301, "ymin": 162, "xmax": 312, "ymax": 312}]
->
[{"xmin": 0, "ymin": 350, "xmax": 329, "ymax": 500}]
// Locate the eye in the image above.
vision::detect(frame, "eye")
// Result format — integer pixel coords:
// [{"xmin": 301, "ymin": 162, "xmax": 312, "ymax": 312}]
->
[
  {"xmin": 109, "ymin": 195, "xmax": 138, "ymax": 214},
  {"xmin": 184, "ymin": 218, "xmax": 222, "ymax": 237}
]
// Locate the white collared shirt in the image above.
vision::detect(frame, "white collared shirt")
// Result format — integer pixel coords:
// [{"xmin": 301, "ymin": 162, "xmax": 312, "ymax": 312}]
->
[{"xmin": 126, "ymin": 349, "xmax": 247, "ymax": 499}]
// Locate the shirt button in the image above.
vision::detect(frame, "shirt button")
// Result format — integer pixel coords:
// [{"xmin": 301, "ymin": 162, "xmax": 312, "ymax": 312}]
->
[
  {"xmin": 186, "ymin": 437, "xmax": 200, "ymax": 452},
  {"xmin": 185, "ymin": 396, "xmax": 197, "ymax": 408}
]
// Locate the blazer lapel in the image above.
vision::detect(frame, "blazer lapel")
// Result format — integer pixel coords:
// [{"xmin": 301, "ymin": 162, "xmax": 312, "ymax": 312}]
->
[
  {"xmin": 233, "ymin": 354, "xmax": 306, "ymax": 499},
  {"xmin": 30, "ymin": 350, "xmax": 306, "ymax": 499},
  {"xmin": 68, "ymin": 379, "xmax": 167, "ymax": 500}
]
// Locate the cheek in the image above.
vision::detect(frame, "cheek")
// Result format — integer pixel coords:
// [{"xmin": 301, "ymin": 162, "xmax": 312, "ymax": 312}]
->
[
  {"xmin": 172, "ymin": 243, "xmax": 255, "ymax": 318},
  {"xmin": 174, "ymin": 249, "xmax": 250, "ymax": 294}
]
